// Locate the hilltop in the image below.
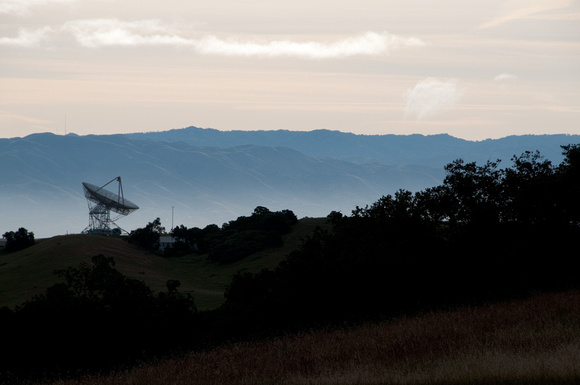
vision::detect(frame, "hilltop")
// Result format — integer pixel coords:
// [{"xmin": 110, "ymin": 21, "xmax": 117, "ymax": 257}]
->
[
  {"xmin": 0, "ymin": 217, "xmax": 327, "ymax": 310},
  {"xmin": 126, "ymin": 126, "xmax": 580, "ymax": 167}
]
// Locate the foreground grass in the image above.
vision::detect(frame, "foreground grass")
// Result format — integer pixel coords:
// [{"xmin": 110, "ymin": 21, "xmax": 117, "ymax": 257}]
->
[{"xmin": 49, "ymin": 290, "xmax": 580, "ymax": 385}]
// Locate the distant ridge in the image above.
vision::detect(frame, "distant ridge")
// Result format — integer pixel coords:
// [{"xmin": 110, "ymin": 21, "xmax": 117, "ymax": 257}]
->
[
  {"xmin": 1, "ymin": 128, "xmax": 578, "ymax": 238},
  {"xmin": 125, "ymin": 126, "xmax": 580, "ymax": 167},
  {"xmin": 0, "ymin": 132, "xmax": 443, "ymax": 238}
]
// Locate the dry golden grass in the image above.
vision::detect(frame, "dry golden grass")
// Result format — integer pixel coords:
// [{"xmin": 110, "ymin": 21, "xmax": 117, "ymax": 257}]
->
[{"xmin": 48, "ymin": 290, "xmax": 580, "ymax": 385}]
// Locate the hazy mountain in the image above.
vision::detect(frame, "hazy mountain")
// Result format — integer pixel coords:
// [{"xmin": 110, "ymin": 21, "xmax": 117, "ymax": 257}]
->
[
  {"xmin": 1, "ymin": 132, "xmax": 444, "ymax": 238},
  {"xmin": 2, "ymin": 129, "xmax": 578, "ymax": 238},
  {"xmin": 126, "ymin": 126, "xmax": 580, "ymax": 167}
]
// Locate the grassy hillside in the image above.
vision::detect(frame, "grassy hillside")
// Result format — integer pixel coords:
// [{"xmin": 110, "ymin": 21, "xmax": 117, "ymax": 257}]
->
[
  {"xmin": 50, "ymin": 289, "xmax": 580, "ymax": 385},
  {"xmin": 0, "ymin": 217, "xmax": 328, "ymax": 310}
]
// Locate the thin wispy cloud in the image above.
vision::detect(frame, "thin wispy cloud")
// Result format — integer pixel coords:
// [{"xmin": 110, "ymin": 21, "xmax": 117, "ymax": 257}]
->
[
  {"xmin": 404, "ymin": 78, "xmax": 464, "ymax": 120},
  {"xmin": 0, "ymin": 27, "xmax": 54, "ymax": 47},
  {"xmin": 479, "ymin": 0, "xmax": 574, "ymax": 29},
  {"xmin": 193, "ymin": 32, "xmax": 425, "ymax": 59},
  {"xmin": 62, "ymin": 19, "xmax": 190, "ymax": 48},
  {"xmin": 494, "ymin": 73, "xmax": 518, "ymax": 82},
  {"xmin": 62, "ymin": 18, "xmax": 426, "ymax": 58},
  {"xmin": 0, "ymin": 0, "xmax": 75, "ymax": 15}
]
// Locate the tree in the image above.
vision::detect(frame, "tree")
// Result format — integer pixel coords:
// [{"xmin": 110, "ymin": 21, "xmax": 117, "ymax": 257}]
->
[
  {"xmin": 2, "ymin": 227, "xmax": 35, "ymax": 252},
  {"xmin": 253, "ymin": 206, "xmax": 271, "ymax": 216},
  {"xmin": 442, "ymin": 159, "xmax": 504, "ymax": 224},
  {"xmin": 172, "ymin": 225, "xmax": 204, "ymax": 252},
  {"xmin": 353, "ymin": 189, "xmax": 417, "ymax": 223},
  {"xmin": 414, "ymin": 185, "xmax": 455, "ymax": 223},
  {"xmin": 559, "ymin": 144, "xmax": 580, "ymax": 218},
  {"xmin": 128, "ymin": 218, "xmax": 165, "ymax": 250},
  {"xmin": 281, "ymin": 209, "xmax": 299, "ymax": 225},
  {"xmin": 503, "ymin": 150, "xmax": 556, "ymax": 224}
]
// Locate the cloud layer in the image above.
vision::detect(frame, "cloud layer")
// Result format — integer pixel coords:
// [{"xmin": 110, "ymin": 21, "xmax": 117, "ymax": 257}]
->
[
  {"xmin": 2, "ymin": 18, "xmax": 426, "ymax": 58},
  {"xmin": 63, "ymin": 19, "xmax": 426, "ymax": 58},
  {"xmin": 0, "ymin": 27, "xmax": 54, "ymax": 47},
  {"xmin": 404, "ymin": 78, "xmax": 464, "ymax": 120}
]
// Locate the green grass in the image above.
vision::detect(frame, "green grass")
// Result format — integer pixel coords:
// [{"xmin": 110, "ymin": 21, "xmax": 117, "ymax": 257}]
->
[
  {"xmin": 47, "ymin": 290, "xmax": 580, "ymax": 385},
  {"xmin": 0, "ymin": 217, "xmax": 328, "ymax": 310}
]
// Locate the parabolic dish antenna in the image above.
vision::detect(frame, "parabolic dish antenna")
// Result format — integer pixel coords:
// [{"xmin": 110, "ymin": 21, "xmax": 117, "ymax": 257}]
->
[{"xmin": 82, "ymin": 176, "xmax": 139, "ymax": 235}]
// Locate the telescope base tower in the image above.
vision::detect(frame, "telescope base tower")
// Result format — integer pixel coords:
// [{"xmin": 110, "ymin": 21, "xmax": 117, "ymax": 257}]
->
[{"xmin": 81, "ymin": 177, "xmax": 139, "ymax": 236}]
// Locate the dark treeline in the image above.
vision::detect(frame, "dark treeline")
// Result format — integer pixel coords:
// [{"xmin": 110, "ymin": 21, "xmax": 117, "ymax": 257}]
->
[
  {"xmin": 130, "ymin": 206, "xmax": 298, "ymax": 263},
  {"xmin": 1, "ymin": 145, "xmax": 579, "ymax": 383},
  {"xmin": 218, "ymin": 145, "xmax": 580, "ymax": 334}
]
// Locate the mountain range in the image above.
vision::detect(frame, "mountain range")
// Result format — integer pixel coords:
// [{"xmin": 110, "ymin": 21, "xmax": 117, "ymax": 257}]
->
[{"xmin": 1, "ymin": 126, "xmax": 578, "ymax": 238}]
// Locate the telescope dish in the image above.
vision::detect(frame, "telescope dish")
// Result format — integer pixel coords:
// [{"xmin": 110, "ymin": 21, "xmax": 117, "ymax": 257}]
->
[{"xmin": 82, "ymin": 177, "xmax": 139, "ymax": 235}]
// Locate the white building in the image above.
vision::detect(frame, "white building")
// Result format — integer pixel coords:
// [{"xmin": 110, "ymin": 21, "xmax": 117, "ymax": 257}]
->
[{"xmin": 159, "ymin": 236, "xmax": 176, "ymax": 252}]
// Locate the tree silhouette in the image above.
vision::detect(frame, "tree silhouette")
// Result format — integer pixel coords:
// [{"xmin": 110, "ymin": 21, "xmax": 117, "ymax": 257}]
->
[
  {"xmin": 503, "ymin": 150, "xmax": 555, "ymax": 224},
  {"xmin": 128, "ymin": 217, "xmax": 165, "ymax": 250},
  {"xmin": 223, "ymin": 146, "xmax": 580, "ymax": 330},
  {"xmin": 2, "ymin": 227, "xmax": 35, "ymax": 252},
  {"xmin": 558, "ymin": 144, "xmax": 580, "ymax": 223},
  {"xmin": 442, "ymin": 159, "xmax": 504, "ymax": 224}
]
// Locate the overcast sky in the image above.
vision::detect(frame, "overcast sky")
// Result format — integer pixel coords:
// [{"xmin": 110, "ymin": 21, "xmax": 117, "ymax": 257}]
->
[{"xmin": 1, "ymin": 0, "xmax": 579, "ymax": 140}]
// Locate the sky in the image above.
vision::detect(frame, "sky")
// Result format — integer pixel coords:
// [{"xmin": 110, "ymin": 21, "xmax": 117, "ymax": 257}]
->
[{"xmin": 1, "ymin": 0, "xmax": 579, "ymax": 141}]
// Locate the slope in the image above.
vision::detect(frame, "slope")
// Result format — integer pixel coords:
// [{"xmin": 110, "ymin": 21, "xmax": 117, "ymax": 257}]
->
[
  {"xmin": 52, "ymin": 290, "xmax": 580, "ymax": 385},
  {"xmin": 0, "ymin": 217, "xmax": 327, "ymax": 311}
]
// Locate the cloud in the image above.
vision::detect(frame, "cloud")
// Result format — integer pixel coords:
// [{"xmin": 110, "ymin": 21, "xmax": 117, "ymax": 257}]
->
[
  {"xmin": 193, "ymin": 32, "xmax": 426, "ymax": 59},
  {"xmin": 479, "ymin": 0, "xmax": 574, "ymax": 29},
  {"xmin": 404, "ymin": 78, "xmax": 464, "ymax": 120},
  {"xmin": 62, "ymin": 19, "xmax": 190, "ymax": 48},
  {"xmin": 62, "ymin": 18, "xmax": 426, "ymax": 58},
  {"xmin": 494, "ymin": 73, "xmax": 518, "ymax": 82},
  {"xmin": 5, "ymin": 18, "xmax": 427, "ymax": 58},
  {"xmin": 0, "ymin": 27, "xmax": 54, "ymax": 47},
  {"xmin": 0, "ymin": 0, "xmax": 75, "ymax": 15}
]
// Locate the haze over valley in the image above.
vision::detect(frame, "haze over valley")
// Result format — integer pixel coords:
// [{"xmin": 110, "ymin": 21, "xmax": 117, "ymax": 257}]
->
[{"xmin": 1, "ymin": 126, "xmax": 578, "ymax": 238}]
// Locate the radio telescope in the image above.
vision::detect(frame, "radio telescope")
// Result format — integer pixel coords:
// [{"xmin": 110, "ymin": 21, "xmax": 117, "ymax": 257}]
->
[{"xmin": 82, "ymin": 177, "xmax": 139, "ymax": 235}]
